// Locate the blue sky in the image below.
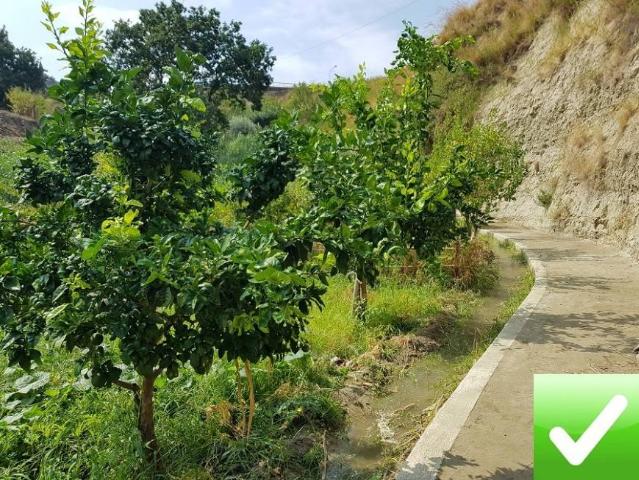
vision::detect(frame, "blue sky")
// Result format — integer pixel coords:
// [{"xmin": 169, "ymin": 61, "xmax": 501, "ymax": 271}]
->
[{"xmin": 2, "ymin": 0, "xmax": 470, "ymax": 83}]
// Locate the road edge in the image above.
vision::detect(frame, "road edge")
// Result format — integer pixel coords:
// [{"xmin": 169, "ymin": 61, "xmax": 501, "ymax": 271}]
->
[{"xmin": 396, "ymin": 229, "xmax": 547, "ymax": 480}]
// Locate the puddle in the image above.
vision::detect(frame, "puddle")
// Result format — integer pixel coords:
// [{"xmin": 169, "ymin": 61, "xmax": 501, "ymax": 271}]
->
[{"xmin": 326, "ymin": 242, "xmax": 528, "ymax": 478}]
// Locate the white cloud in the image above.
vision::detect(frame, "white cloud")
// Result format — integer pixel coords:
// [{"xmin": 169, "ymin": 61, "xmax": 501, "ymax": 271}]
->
[{"xmin": 56, "ymin": 4, "xmax": 139, "ymax": 30}]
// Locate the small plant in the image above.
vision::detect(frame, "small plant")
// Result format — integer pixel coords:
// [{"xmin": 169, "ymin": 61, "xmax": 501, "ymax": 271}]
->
[
  {"xmin": 537, "ymin": 189, "xmax": 553, "ymax": 209},
  {"xmin": 228, "ymin": 115, "xmax": 258, "ymax": 136},
  {"xmin": 440, "ymin": 237, "xmax": 498, "ymax": 292}
]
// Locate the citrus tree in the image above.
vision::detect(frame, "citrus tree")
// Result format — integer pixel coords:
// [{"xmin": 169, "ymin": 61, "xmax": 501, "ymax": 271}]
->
[
  {"xmin": 231, "ymin": 24, "xmax": 525, "ymax": 317},
  {"xmin": 290, "ymin": 26, "xmax": 482, "ymax": 315},
  {"xmin": 1, "ymin": 0, "xmax": 325, "ymax": 463}
]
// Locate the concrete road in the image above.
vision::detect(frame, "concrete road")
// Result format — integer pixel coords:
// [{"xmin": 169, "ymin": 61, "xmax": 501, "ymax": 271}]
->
[{"xmin": 398, "ymin": 224, "xmax": 639, "ymax": 479}]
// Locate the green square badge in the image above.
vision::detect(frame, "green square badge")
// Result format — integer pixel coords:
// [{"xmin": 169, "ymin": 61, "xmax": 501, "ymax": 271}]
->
[{"xmin": 534, "ymin": 374, "xmax": 639, "ymax": 479}]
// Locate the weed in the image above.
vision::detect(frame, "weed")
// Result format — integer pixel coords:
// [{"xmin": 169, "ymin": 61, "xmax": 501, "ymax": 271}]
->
[
  {"xmin": 537, "ymin": 189, "xmax": 553, "ymax": 209},
  {"xmin": 440, "ymin": 238, "xmax": 498, "ymax": 293},
  {"xmin": 562, "ymin": 123, "xmax": 607, "ymax": 186},
  {"xmin": 0, "ymin": 138, "xmax": 26, "ymax": 204},
  {"xmin": 615, "ymin": 96, "xmax": 639, "ymax": 133},
  {"xmin": 6, "ymin": 87, "xmax": 59, "ymax": 120},
  {"xmin": 216, "ymin": 131, "xmax": 260, "ymax": 165},
  {"xmin": 228, "ymin": 115, "xmax": 258, "ymax": 136}
]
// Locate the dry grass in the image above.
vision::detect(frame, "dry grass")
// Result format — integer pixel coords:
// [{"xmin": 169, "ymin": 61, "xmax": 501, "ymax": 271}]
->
[
  {"xmin": 539, "ymin": 9, "xmax": 599, "ymax": 78},
  {"xmin": 549, "ymin": 202, "xmax": 571, "ymax": 227},
  {"xmin": 615, "ymin": 96, "xmax": 639, "ymax": 133},
  {"xmin": 562, "ymin": 122, "xmax": 607, "ymax": 186},
  {"xmin": 612, "ymin": 206, "xmax": 635, "ymax": 233},
  {"xmin": 440, "ymin": 0, "xmax": 582, "ymax": 80},
  {"xmin": 440, "ymin": 0, "xmax": 639, "ymax": 83}
]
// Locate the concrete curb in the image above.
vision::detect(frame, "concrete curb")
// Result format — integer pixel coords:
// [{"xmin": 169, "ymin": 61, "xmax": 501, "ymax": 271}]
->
[{"xmin": 396, "ymin": 230, "xmax": 547, "ymax": 480}]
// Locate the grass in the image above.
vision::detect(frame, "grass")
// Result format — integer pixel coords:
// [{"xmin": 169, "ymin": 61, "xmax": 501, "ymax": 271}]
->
[
  {"xmin": 440, "ymin": 0, "xmax": 586, "ymax": 82},
  {"xmin": 615, "ymin": 96, "xmax": 639, "ymax": 133},
  {"xmin": 537, "ymin": 189, "xmax": 554, "ymax": 209},
  {"xmin": 377, "ymin": 243, "xmax": 534, "ymax": 473},
  {"xmin": 306, "ymin": 275, "xmax": 477, "ymax": 359},
  {"xmin": 440, "ymin": 0, "xmax": 565, "ymax": 80},
  {"xmin": 562, "ymin": 123, "xmax": 606, "ymax": 186},
  {"xmin": 0, "ymin": 138, "xmax": 26, "ymax": 204}
]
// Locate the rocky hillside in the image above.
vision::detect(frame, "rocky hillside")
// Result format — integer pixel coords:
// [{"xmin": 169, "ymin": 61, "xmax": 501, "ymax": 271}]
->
[
  {"xmin": 0, "ymin": 109, "xmax": 37, "ymax": 137},
  {"xmin": 448, "ymin": 0, "xmax": 639, "ymax": 258}
]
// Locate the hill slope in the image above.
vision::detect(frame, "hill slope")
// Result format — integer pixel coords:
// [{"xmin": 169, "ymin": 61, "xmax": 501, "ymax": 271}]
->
[
  {"xmin": 0, "ymin": 109, "xmax": 37, "ymax": 138},
  {"xmin": 451, "ymin": 0, "xmax": 639, "ymax": 258}
]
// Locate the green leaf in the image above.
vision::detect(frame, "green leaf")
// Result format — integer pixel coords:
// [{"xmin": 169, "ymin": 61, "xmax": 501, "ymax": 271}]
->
[
  {"xmin": 82, "ymin": 238, "xmax": 106, "ymax": 261},
  {"xmin": 44, "ymin": 304, "xmax": 69, "ymax": 322},
  {"xmin": 123, "ymin": 210, "xmax": 138, "ymax": 225},
  {"xmin": 14, "ymin": 372, "xmax": 50, "ymax": 395},
  {"xmin": 4, "ymin": 277, "xmax": 20, "ymax": 292},
  {"xmin": 176, "ymin": 49, "xmax": 191, "ymax": 71},
  {"xmin": 187, "ymin": 97, "xmax": 206, "ymax": 113}
]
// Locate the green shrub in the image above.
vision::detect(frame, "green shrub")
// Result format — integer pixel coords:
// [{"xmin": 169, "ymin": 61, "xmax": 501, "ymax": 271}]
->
[
  {"xmin": 284, "ymin": 83, "xmax": 321, "ymax": 124},
  {"xmin": 251, "ymin": 101, "xmax": 281, "ymax": 127},
  {"xmin": 216, "ymin": 132, "xmax": 260, "ymax": 165},
  {"xmin": 0, "ymin": 139, "xmax": 28, "ymax": 204},
  {"xmin": 537, "ymin": 189, "xmax": 553, "ymax": 209},
  {"xmin": 228, "ymin": 115, "xmax": 257, "ymax": 136},
  {"xmin": 262, "ymin": 179, "xmax": 312, "ymax": 223}
]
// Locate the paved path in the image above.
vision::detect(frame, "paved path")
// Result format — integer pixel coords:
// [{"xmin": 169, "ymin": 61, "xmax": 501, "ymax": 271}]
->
[{"xmin": 398, "ymin": 224, "xmax": 639, "ymax": 479}]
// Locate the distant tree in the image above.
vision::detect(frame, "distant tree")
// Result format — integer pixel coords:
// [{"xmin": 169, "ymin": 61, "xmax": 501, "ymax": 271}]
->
[
  {"xmin": 105, "ymin": 0, "xmax": 275, "ymax": 121},
  {"xmin": 0, "ymin": 27, "xmax": 47, "ymax": 108}
]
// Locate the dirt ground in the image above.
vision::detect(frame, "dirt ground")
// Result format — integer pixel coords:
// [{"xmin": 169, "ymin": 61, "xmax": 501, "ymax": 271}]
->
[{"xmin": 0, "ymin": 109, "xmax": 37, "ymax": 138}]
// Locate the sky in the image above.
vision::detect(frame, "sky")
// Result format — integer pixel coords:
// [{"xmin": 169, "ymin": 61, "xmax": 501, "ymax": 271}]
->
[{"xmin": 1, "ymin": 0, "xmax": 471, "ymax": 84}]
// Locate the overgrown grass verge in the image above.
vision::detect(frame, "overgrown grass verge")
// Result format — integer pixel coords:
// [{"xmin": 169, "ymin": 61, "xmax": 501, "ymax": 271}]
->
[
  {"xmin": 377, "ymin": 244, "xmax": 534, "ymax": 475},
  {"xmin": 0, "ymin": 138, "xmax": 25, "ymax": 204}
]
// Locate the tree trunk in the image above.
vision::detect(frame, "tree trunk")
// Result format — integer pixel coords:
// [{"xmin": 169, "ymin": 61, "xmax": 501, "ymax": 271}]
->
[
  {"xmin": 244, "ymin": 360, "xmax": 256, "ymax": 437},
  {"xmin": 352, "ymin": 276, "xmax": 362, "ymax": 317},
  {"xmin": 360, "ymin": 280, "xmax": 368, "ymax": 311},
  {"xmin": 138, "ymin": 374, "xmax": 160, "ymax": 465},
  {"xmin": 351, "ymin": 276, "xmax": 368, "ymax": 319},
  {"xmin": 235, "ymin": 358, "xmax": 246, "ymax": 435}
]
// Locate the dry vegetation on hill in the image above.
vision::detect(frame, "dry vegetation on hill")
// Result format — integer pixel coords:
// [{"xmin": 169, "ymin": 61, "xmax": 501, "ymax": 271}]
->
[
  {"xmin": 440, "ymin": 0, "xmax": 639, "ymax": 82},
  {"xmin": 446, "ymin": 0, "xmax": 639, "ymax": 258}
]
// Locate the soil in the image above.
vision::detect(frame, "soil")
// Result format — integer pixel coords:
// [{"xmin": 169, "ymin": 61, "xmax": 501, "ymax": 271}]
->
[{"xmin": 0, "ymin": 109, "xmax": 37, "ymax": 138}]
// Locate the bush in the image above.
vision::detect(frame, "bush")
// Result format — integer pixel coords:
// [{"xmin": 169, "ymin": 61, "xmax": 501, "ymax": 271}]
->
[
  {"xmin": 228, "ymin": 115, "xmax": 257, "ymax": 136},
  {"xmin": 440, "ymin": 238, "xmax": 498, "ymax": 292},
  {"xmin": 283, "ymin": 83, "xmax": 321, "ymax": 124},
  {"xmin": 537, "ymin": 190, "xmax": 553, "ymax": 209},
  {"xmin": 217, "ymin": 132, "xmax": 260, "ymax": 165},
  {"xmin": 262, "ymin": 179, "xmax": 312, "ymax": 223},
  {"xmin": 6, "ymin": 87, "xmax": 58, "ymax": 120},
  {"xmin": 251, "ymin": 102, "xmax": 281, "ymax": 127}
]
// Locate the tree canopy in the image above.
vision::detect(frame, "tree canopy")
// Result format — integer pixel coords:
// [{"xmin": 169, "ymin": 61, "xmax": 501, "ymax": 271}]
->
[
  {"xmin": 0, "ymin": 27, "xmax": 47, "ymax": 108},
  {"xmin": 105, "ymin": 0, "xmax": 275, "ymax": 118},
  {"xmin": 1, "ymin": 0, "xmax": 321, "ymax": 462}
]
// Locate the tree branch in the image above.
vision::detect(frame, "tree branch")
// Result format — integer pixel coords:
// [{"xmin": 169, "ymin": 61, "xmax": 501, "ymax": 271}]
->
[{"xmin": 113, "ymin": 378, "xmax": 140, "ymax": 393}]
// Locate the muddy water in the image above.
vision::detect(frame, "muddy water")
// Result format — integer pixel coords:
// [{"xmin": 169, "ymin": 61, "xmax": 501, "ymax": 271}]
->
[{"xmin": 326, "ymin": 242, "xmax": 528, "ymax": 478}]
